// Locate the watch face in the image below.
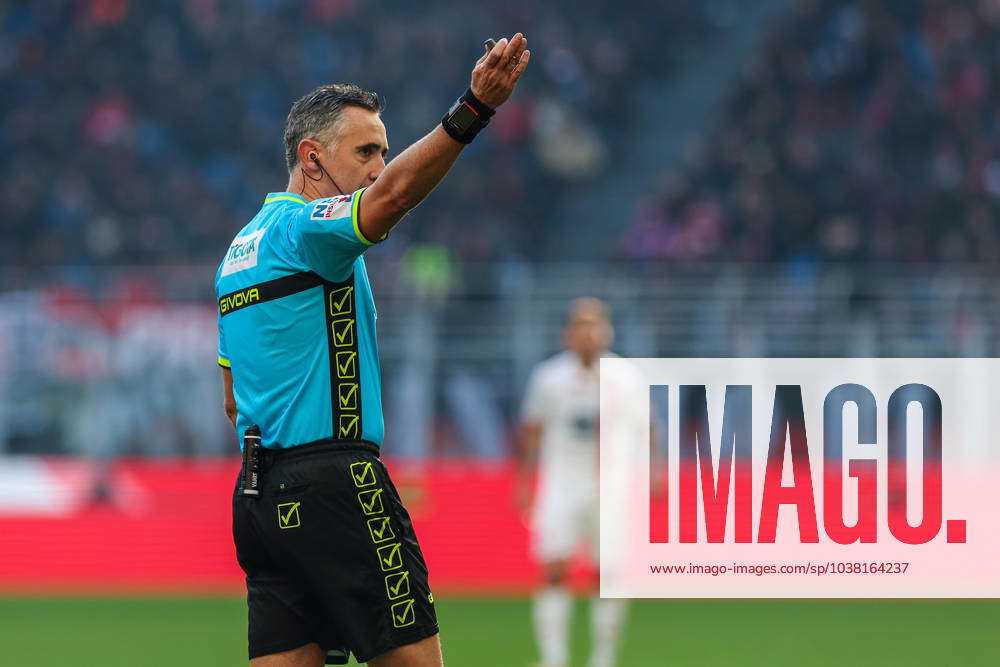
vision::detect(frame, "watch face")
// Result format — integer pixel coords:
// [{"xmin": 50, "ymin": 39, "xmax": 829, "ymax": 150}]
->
[{"xmin": 449, "ymin": 102, "xmax": 478, "ymax": 132}]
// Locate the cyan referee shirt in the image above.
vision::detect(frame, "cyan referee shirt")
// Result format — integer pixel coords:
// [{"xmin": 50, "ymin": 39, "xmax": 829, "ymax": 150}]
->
[{"xmin": 215, "ymin": 189, "xmax": 385, "ymax": 450}]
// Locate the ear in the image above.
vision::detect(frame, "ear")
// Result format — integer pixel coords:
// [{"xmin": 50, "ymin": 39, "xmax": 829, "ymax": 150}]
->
[{"xmin": 297, "ymin": 139, "xmax": 323, "ymax": 171}]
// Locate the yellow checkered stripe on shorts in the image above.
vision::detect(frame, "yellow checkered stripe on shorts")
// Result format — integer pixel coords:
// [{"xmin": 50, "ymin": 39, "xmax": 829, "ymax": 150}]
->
[{"xmin": 350, "ymin": 460, "xmax": 415, "ymax": 628}]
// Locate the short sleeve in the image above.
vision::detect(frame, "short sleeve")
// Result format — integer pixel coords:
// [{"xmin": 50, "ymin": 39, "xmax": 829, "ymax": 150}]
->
[
  {"xmin": 521, "ymin": 365, "xmax": 551, "ymax": 424},
  {"xmin": 286, "ymin": 187, "xmax": 384, "ymax": 281},
  {"xmin": 217, "ymin": 311, "xmax": 230, "ymax": 368}
]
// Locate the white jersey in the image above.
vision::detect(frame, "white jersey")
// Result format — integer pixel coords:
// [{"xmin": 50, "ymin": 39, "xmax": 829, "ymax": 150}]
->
[
  {"xmin": 522, "ymin": 350, "xmax": 614, "ymax": 561},
  {"xmin": 521, "ymin": 351, "xmax": 606, "ymax": 487},
  {"xmin": 523, "ymin": 350, "xmax": 647, "ymax": 563}
]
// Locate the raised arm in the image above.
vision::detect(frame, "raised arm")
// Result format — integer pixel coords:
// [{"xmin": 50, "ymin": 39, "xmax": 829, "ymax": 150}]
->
[{"xmin": 357, "ymin": 33, "xmax": 530, "ymax": 241}]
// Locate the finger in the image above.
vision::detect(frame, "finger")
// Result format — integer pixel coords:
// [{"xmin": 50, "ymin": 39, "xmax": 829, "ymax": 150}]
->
[
  {"xmin": 476, "ymin": 37, "xmax": 496, "ymax": 65},
  {"xmin": 500, "ymin": 32, "xmax": 523, "ymax": 64},
  {"xmin": 509, "ymin": 35, "xmax": 527, "ymax": 65},
  {"xmin": 484, "ymin": 37, "xmax": 507, "ymax": 67},
  {"xmin": 511, "ymin": 48, "xmax": 531, "ymax": 80}
]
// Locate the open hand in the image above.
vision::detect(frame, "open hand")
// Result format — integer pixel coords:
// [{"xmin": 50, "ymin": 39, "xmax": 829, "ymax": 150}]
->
[{"xmin": 471, "ymin": 33, "xmax": 531, "ymax": 109}]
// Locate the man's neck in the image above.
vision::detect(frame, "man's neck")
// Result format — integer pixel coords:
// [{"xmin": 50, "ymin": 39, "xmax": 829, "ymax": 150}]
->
[{"xmin": 285, "ymin": 170, "xmax": 342, "ymax": 203}]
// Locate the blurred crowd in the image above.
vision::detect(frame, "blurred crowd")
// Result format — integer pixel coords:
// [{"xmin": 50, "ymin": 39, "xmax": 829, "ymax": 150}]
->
[
  {"xmin": 622, "ymin": 0, "xmax": 1000, "ymax": 264},
  {"xmin": 6, "ymin": 0, "xmax": 1000, "ymax": 457},
  {"xmin": 0, "ymin": 0, "xmax": 719, "ymax": 275},
  {"xmin": 0, "ymin": 0, "xmax": 724, "ymax": 456}
]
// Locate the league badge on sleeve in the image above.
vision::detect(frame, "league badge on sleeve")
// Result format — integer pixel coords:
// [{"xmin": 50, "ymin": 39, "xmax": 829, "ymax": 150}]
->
[{"xmin": 311, "ymin": 195, "xmax": 352, "ymax": 220}]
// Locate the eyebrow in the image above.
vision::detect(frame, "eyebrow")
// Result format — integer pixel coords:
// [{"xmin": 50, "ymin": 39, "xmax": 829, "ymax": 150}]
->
[{"xmin": 357, "ymin": 142, "xmax": 388, "ymax": 157}]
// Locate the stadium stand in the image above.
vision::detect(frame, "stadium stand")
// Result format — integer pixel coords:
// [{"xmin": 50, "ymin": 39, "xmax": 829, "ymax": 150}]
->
[
  {"xmin": 622, "ymin": 0, "xmax": 1000, "ymax": 263},
  {"xmin": 0, "ymin": 0, "xmax": 719, "ymax": 269},
  {"xmin": 2, "ymin": 1, "xmax": 999, "ymax": 459}
]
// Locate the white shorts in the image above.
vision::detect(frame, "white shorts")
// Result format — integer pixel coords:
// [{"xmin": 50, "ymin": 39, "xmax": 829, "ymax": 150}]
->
[{"xmin": 531, "ymin": 480, "xmax": 599, "ymax": 564}]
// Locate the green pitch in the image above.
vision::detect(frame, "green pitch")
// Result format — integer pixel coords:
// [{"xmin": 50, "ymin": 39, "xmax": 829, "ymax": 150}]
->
[{"xmin": 0, "ymin": 596, "xmax": 996, "ymax": 666}]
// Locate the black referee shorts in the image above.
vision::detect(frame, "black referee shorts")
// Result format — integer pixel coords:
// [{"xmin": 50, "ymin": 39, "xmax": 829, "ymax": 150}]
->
[{"xmin": 232, "ymin": 440, "xmax": 438, "ymax": 664}]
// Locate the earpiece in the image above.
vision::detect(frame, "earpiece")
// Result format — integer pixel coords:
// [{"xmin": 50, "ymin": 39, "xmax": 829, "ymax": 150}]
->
[{"xmin": 301, "ymin": 149, "xmax": 345, "ymax": 196}]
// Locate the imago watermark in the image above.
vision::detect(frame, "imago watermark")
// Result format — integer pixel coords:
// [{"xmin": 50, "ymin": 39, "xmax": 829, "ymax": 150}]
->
[{"xmin": 599, "ymin": 359, "xmax": 1000, "ymax": 597}]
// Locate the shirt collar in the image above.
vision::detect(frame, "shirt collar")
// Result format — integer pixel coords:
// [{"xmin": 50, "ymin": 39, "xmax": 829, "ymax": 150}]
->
[{"xmin": 263, "ymin": 192, "xmax": 308, "ymax": 205}]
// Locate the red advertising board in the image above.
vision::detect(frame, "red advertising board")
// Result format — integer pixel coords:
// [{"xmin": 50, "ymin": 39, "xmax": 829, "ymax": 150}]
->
[{"xmin": 0, "ymin": 458, "xmax": 593, "ymax": 594}]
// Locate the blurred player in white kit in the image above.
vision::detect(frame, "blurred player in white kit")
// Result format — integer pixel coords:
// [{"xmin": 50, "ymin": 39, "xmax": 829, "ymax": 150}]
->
[{"xmin": 517, "ymin": 297, "xmax": 626, "ymax": 667}]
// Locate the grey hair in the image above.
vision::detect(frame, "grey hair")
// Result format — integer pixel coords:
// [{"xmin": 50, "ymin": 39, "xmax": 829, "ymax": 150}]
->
[{"xmin": 283, "ymin": 83, "xmax": 382, "ymax": 172}]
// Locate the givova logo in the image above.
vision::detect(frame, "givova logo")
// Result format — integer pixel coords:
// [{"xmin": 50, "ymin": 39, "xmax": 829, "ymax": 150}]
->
[
  {"xmin": 219, "ymin": 287, "xmax": 259, "ymax": 314},
  {"xmin": 599, "ymin": 358, "xmax": 1000, "ymax": 598}
]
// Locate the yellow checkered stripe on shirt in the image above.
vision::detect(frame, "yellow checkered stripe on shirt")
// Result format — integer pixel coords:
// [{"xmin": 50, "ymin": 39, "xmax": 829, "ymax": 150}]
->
[{"xmin": 323, "ymin": 273, "xmax": 362, "ymax": 441}]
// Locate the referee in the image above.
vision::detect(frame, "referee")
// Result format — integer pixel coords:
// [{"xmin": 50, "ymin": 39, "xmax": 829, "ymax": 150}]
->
[{"xmin": 216, "ymin": 35, "xmax": 529, "ymax": 667}]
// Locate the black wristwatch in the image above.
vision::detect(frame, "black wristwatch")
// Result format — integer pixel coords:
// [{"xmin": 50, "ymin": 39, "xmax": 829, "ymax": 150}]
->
[{"xmin": 441, "ymin": 88, "xmax": 495, "ymax": 143}]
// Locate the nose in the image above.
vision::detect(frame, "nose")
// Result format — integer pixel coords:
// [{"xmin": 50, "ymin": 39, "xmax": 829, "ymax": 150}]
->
[{"xmin": 370, "ymin": 157, "xmax": 386, "ymax": 183}]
